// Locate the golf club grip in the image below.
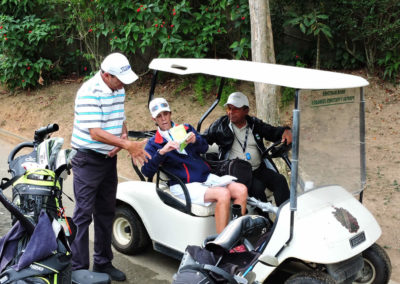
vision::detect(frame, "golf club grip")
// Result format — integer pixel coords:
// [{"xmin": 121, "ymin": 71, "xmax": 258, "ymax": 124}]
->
[{"xmin": 34, "ymin": 123, "xmax": 59, "ymax": 142}]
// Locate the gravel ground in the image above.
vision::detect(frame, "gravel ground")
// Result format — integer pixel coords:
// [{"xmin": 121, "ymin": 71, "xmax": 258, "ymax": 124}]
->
[{"xmin": 0, "ymin": 207, "xmax": 12, "ymax": 236}]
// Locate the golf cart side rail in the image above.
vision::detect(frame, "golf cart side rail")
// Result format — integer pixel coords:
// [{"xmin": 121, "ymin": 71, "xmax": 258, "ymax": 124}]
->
[
  {"xmin": 149, "ymin": 59, "xmax": 369, "ymax": 90},
  {"xmin": 156, "ymin": 166, "xmax": 193, "ymax": 215},
  {"xmin": 126, "ymin": 129, "xmax": 194, "ymax": 214}
]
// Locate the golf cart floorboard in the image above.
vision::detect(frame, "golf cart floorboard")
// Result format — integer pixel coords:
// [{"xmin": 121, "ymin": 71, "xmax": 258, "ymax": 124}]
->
[{"xmin": 153, "ymin": 242, "xmax": 183, "ymax": 261}]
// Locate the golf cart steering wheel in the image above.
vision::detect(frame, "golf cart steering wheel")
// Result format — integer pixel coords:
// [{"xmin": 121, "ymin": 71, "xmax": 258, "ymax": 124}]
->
[
  {"xmin": 264, "ymin": 140, "xmax": 291, "ymax": 158},
  {"xmin": 262, "ymin": 140, "xmax": 292, "ymax": 170}
]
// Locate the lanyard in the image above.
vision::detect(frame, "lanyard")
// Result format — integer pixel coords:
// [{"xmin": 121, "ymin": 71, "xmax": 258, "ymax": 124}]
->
[
  {"xmin": 168, "ymin": 131, "xmax": 174, "ymax": 141},
  {"xmin": 165, "ymin": 122, "xmax": 175, "ymax": 141},
  {"xmin": 233, "ymin": 126, "xmax": 249, "ymax": 153}
]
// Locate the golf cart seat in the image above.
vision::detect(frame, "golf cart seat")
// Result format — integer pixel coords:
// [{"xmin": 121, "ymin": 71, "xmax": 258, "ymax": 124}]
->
[{"xmin": 155, "ymin": 167, "xmax": 216, "ymax": 217}]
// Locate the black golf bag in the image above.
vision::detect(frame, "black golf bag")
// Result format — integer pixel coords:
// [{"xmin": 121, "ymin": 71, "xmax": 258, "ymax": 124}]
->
[
  {"xmin": 172, "ymin": 215, "xmax": 271, "ymax": 284},
  {"xmin": 0, "ymin": 124, "xmax": 75, "ymax": 284},
  {"xmin": 0, "ymin": 124, "xmax": 109, "ymax": 284}
]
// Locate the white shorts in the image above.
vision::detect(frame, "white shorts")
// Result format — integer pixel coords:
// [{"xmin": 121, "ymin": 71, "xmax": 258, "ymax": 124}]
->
[
  {"xmin": 170, "ymin": 182, "xmax": 213, "ymax": 207},
  {"xmin": 169, "ymin": 174, "xmax": 236, "ymax": 207}
]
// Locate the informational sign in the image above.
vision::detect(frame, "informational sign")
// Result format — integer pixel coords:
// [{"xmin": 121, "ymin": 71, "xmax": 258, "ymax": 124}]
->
[{"xmin": 311, "ymin": 89, "xmax": 355, "ymax": 107}]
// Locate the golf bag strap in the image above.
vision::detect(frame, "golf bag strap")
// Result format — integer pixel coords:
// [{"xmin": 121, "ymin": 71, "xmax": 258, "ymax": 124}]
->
[
  {"xmin": 0, "ymin": 174, "xmax": 36, "ymax": 234},
  {"xmin": 0, "ymin": 174, "xmax": 23, "ymax": 190},
  {"xmin": 181, "ymin": 264, "xmax": 239, "ymax": 284}
]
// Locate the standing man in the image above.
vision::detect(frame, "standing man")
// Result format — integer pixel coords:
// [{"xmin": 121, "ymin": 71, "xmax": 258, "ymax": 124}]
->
[
  {"xmin": 70, "ymin": 52, "xmax": 150, "ymax": 281},
  {"xmin": 203, "ymin": 92, "xmax": 292, "ymax": 207}
]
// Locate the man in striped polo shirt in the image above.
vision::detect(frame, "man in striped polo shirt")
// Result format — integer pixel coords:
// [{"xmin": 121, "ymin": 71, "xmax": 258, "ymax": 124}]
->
[{"xmin": 70, "ymin": 53, "xmax": 150, "ymax": 281}]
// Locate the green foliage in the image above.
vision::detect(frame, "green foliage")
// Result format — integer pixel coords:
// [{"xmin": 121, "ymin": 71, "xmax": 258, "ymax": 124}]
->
[
  {"xmin": 91, "ymin": 0, "xmax": 249, "ymax": 59},
  {"xmin": 0, "ymin": 13, "xmax": 59, "ymax": 89},
  {"xmin": 1, "ymin": 0, "xmax": 400, "ymax": 90},
  {"xmin": 193, "ymin": 75, "xmax": 220, "ymax": 106},
  {"xmin": 1, "ymin": 0, "xmax": 252, "ymax": 91},
  {"xmin": 228, "ymin": 0, "xmax": 251, "ymax": 59},
  {"xmin": 192, "ymin": 75, "xmax": 237, "ymax": 107},
  {"xmin": 281, "ymin": 87, "xmax": 295, "ymax": 107},
  {"xmin": 284, "ymin": 10, "xmax": 333, "ymax": 69},
  {"xmin": 219, "ymin": 79, "xmax": 237, "ymax": 107},
  {"xmin": 193, "ymin": 76, "xmax": 206, "ymax": 105},
  {"xmin": 378, "ymin": 50, "xmax": 400, "ymax": 84},
  {"xmin": 173, "ymin": 79, "xmax": 190, "ymax": 96},
  {"xmin": 284, "ymin": 11, "xmax": 332, "ymax": 42},
  {"xmin": 327, "ymin": 0, "xmax": 400, "ymax": 73},
  {"xmin": 64, "ymin": 0, "xmax": 107, "ymax": 71}
]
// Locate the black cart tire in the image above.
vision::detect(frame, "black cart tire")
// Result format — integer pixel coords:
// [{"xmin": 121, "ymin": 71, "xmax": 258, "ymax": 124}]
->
[
  {"xmin": 112, "ymin": 206, "xmax": 150, "ymax": 255},
  {"xmin": 353, "ymin": 243, "xmax": 392, "ymax": 284},
  {"xmin": 285, "ymin": 271, "xmax": 336, "ymax": 284}
]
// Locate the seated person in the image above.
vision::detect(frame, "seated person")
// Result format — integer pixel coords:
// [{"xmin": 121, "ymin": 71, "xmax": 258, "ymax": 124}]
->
[
  {"xmin": 202, "ymin": 92, "xmax": 292, "ymax": 206},
  {"xmin": 141, "ymin": 98, "xmax": 247, "ymax": 233}
]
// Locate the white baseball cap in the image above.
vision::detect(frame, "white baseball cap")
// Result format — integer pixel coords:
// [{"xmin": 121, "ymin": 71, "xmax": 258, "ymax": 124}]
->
[
  {"xmin": 101, "ymin": 53, "xmax": 138, "ymax": 84},
  {"xmin": 149, "ymin": 98, "xmax": 171, "ymax": 118},
  {"xmin": 224, "ymin": 92, "xmax": 249, "ymax": 108}
]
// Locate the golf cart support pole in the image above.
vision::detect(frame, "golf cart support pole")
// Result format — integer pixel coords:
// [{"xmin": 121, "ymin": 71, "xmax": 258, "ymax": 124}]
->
[
  {"xmin": 359, "ymin": 87, "xmax": 366, "ymax": 203},
  {"xmin": 196, "ymin": 78, "xmax": 225, "ymax": 132},
  {"xmin": 276, "ymin": 90, "xmax": 300, "ymax": 257},
  {"xmin": 148, "ymin": 70, "xmax": 159, "ymax": 106}
]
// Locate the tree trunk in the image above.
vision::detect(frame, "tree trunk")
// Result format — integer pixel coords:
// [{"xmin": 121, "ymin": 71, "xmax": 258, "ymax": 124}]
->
[
  {"xmin": 249, "ymin": 0, "xmax": 290, "ymax": 187},
  {"xmin": 249, "ymin": 0, "xmax": 280, "ymax": 126}
]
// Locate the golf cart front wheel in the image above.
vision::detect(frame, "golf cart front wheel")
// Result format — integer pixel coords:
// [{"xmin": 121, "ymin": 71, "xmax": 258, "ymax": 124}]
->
[
  {"xmin": 353, "ymin": 243, "xmax": 391, "ymax": 284},
  {"xmin": 285, "ymin": 271, "xmax": 336, "ymax": 284},
  {"xmin": 112, "ymin": 205, "xmax": 150, "ymax": 255}
]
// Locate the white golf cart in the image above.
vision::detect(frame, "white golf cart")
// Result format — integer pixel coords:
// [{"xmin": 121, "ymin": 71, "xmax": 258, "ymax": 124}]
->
[{"xmin": 112, "ymin": 59, "xmax": 391, "ymax": 283}]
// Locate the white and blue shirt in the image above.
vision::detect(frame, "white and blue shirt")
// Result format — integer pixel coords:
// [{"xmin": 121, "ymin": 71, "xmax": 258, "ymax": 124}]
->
[{"xmin": 71, "ymin": 71, "xmax": 126, "ymax": 155}]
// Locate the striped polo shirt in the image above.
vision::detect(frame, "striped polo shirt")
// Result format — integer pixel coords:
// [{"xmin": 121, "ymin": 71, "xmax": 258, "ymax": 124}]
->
[{"xmin": 71, "ymin": 71, "xmax": 126, "ymax": 155}]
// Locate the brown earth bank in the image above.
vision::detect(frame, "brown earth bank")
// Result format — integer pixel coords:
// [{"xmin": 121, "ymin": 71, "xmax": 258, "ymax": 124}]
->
[{"xmin": 0, "ymin": 70, "xmax": 399, "ymax": 282}]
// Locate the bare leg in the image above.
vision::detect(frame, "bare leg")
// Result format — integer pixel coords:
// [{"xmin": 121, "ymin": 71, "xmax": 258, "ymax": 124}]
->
[
  {"xmin": 204, "ymin": 187, "xmax": 231, "ymax": 233},
  {"xmin": 227, "ymin": 182, "xmax": 248, "ymax": 215}
]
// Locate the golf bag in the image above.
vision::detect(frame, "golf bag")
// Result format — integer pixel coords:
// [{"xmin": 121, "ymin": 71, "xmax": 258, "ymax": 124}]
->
[
  {"xmin": 0, "ymin": 124, "xmax": 74, "ymax": 284},
  {"xmin": 172, "ymin": 215, "xmax": 271, "ymax": 284},
  {"xmin": 203, "ymin": 153, "xmax": 252, "ymax": 189}
]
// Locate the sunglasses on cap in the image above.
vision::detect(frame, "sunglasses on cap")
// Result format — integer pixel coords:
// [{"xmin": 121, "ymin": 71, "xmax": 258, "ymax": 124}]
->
[{"xmin": 151, "ymin": 102, "xmax": 169, "ymax": 112}]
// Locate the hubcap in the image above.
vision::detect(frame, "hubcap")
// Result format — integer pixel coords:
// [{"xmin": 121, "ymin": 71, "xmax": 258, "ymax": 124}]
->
[
  {"xmin": 353, "ymin": 258, "xmax": 375, "ymax": 284},
  {"xmin": 113, "ymin": 216, "xmax": 132, "ymax": 246}
]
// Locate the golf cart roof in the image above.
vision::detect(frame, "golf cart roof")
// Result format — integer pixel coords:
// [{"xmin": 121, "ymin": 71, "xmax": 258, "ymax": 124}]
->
[{"xmin": 149, "ymin": 58, "xmax": 369, "ymax": 90}]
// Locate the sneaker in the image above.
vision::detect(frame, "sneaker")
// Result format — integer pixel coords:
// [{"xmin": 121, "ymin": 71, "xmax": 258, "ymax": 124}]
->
[{"xmin": 93, "ymin": 263, "xmax": 126, "ymax": 281}]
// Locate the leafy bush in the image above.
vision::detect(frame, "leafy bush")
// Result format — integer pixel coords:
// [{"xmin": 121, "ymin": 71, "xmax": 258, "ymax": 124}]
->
[
  {"xmin": 219, "ymin": 79, "xmax": 237, "ymax": 106},
  {"xmin": 378, "ymin": 50, "xmax": 400, "ymax": 84},
  {"xmin": 1, "ymin": 0, "xmax": 252, "ymax": 90},
  {"xmin": 194, "ymin": 76, "xmax": 206, "ymax": 105},
  {"xmin": 0, "ymin": 14, "xmax": 58, "ymax": 89},
  {"xmin": 2, "ymin": 0, "xmax": 400, "ymax": 90},
  {"xmin": 63, "ymin": 0, "xmax": 252, "ymax": 71},
  {"xmin": 326, "ymin": 0, "xmax": 400, "ymax": 73}
]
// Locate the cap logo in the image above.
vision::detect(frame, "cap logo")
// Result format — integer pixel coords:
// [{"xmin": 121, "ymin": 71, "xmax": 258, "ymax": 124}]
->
[{"xmin": 120, "ymin": 65, "xmax": 131, "ymax": 72}]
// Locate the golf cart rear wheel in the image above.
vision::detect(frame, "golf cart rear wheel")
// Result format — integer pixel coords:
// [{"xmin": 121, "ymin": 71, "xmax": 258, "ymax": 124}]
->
[
  {"xmin": 112, "ymin": 206, "xmax": 149, "ymax": 255},
  {"xmin": 285, "ymin": 271, "xmax": 335, "ymax": 284},
  {"xmin": 353, "ymin": 243, "xmax": 391, "ymax": 284}
]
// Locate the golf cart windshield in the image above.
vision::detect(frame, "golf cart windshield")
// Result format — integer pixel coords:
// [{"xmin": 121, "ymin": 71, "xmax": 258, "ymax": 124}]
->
[{"xmin": 297, "ymin": 88, "xmax": 365, "ymax": 195}]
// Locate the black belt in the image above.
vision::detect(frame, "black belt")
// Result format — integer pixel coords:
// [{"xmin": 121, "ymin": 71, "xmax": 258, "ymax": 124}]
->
[{"xmin": 76, "ymin": 148, "xmax": 110, "ymax": 159}]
